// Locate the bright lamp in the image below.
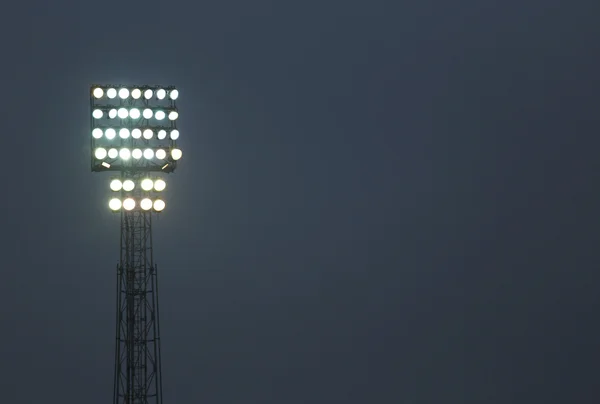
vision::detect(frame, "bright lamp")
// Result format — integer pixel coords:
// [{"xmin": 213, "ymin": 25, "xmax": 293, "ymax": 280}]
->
[
  {"xmin": 143, "ymin": 149, "xmax": 154, "ymax": 160},
  {"xmin": 95, "ymin": 148, "xmax": 107, "ymax": 159},
  {"xmin": 168, "ymin": 111, "xmax": 178, "ymax": 120},
  {"xmin": 119, "ymin": 88, "xmax": 129, "ymax": 99},
  {"xmin": 119, "ymin": 148, "xmax": 131, "ymax": 160},
  {"xmin": 123, "ymin": 198, "xmax": 135, "ymax": 211},
  {"xmin": 129, "ymin": 108, "xmax": 141, "ymax": 119},
  {"xmin": 119, "ymin": 128, "xmax": 130, "ymax": 139},
  {"xmin": 110, "ymin": 179, "xmax": 123, "ymax": 191},
  {"xmin": 171, "ymin": 149, "xmax": 182, "ymax": 160},
  {"xmin": 131, "ymin": 129, "xmax": 142, "ymax": 139},
  {"xmin": 155, "ymin": 111, "xmax": 166, "ymax": 120},
  {"xmin": 131, "ymin": 88, "xmax": 141, "ymax": 99},
  {"xmin": 92, "ymin": 109, "xmax": 103, "ymax": 119},
  {"xmin": 105, "ymin": 128, "xmax": 116, "ymax": 139},
  {"xmin": 123, "ymin": 180, "xmax": 135, "ymax": 191},
  {"xmin": 155, "ymin": 149, "xmax": 167, "ymax": 160},
  {"xmin": 118, "ymin": 108, "xmax": 129, "ymax": 119},
  {"xmin": 143, "ymin": 108, "xmax": 153, "ymax": 119},
  {"xmin": 157, "ymin": 89, "xmax": 166, "ymax": 99},
  {"xmin": 143, "ymin": 129, "xmax": 153, "ymax": 140},
  {"xmin": 109, "ymin": 198, "xmax": 122, "ymax": 211},
  {"xmin": 169, "ymin": 89, "xmax": 179, "ymax": 100},
  {"xmin": 141, "ymin": 179, "xmax": 154, "ymax": 191},
  {"xmin": 170, "ymin": 130, "xmax": 179, "ymax": 140},
  {"xmin": 93, "ymin": 88, "xmax": 104, "ymax": 98},
  {"xmin": 109, "ymin": 109, "xmax": 118, "ymax": 119},
  {"xmin": 132, "ymin": 149, "xmax": 143, "ymax": 159},
  {"xmin": 144, "ymin": 89, "xmax": 153, "ymax": 99},
  {"xmin": 92, "ymin": 128, "xmax": 103, "ymax": 139},
  {"xmin": 157, "ymin": 130, "xmax": 167, "ymax": 140},
  {"xmin": 107, "ymin": 88, "xmax": 117, "ymax": 99},
  {"xmin": 153, "ymin": 199, "xmax": 165, "ymax": 212},
  {"xmin": 141, "ymin": 198, "xmax": 153, "ymax": 210},
  {"xmin": 154, "ymin": 179, "xmax": 166, "ymax": 191}
]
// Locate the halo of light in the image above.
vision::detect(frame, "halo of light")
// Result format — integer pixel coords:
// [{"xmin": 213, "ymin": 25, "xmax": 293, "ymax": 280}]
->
[
  {"xmin": 118, "ymin": 108, "xmax": 129, "ymax": 119},
  {"xmin": 110, "ymin": 179, "xmax": 123, "ymax": 191},
  {"xmin": 141, "ymin": 178, "xmax": 154, "ymax": 191},
  {"xmin": 109, "ymin": 109, "xmax": 118, "ymax": 119},
  {"xmin": 140, "ymin": 198, "xmax": 153, "ymax": 211},
  {"xmin": 171, "ymin": 148, "xmax": 182, "ymax": 160},
  {"xmin": 92, "ymin": 109, "xmax": 103, "ymax": 119},
  {"xmin": 107, "ymin": 88, "xmax": 117, "ymax": 99},
  {"xmin": 119, "ymin": 128, "xmax": 130, "ymax": 139},
  {"xmin": 123, "ymin": 198, "xmax": 136, "ymax": 211},
  {"xmin": 129, "ymin": 108, "xmax": 140, "ymax": 119},
  {"xmin": 108, "ymin": 148, "xmax": 118, "ymax": 159},
  {"xmin": 156, "ymin": 89, "xmax": 166, "ymax": 99},
  {"xmin": 132, "ymin": 149, "xmax": 143, "ymax": 159},
  {"xmin": 109, "ymin": 198, "xmax": 122, "ymax": 211},
  {"xmin": 119, "ymin": 88, "xmax": 129, "ymax": 99},
  {"xmin": 119, "ymin": 148, "xmax": 131, "ymax": 160},
  {"xmin": 93, "ymin": 88, "xmax": 104, "ymax": 98},
  {"xmin": 94, "ymin": 148, "xmax": 107, "ymax": 159},
  {"xmin": 143, "ymin": 148, "xmax": 154, "ymax": 160},
  {"xmin": 170, "ymin": 129, "xmax": 179, "ymax": 140},
  {"xmin": 131, "ymin": 88, "xmax": 141, "ymax": 99},
  {"xmin": 92, "ymin": 128, "xmax": 103, "ymax": 139},
  {"xmin": 144, "ymin": 89, "xmax": 153, "ymax": 99},
  {"xmin": 131, "ymin": 128, "xmax": 142, "ymax": 139},
  {"xmin": 153, "ymin": 179, "xmax": 166, "ymax": 191},
  {"xmin": 143, "ymin": 129, "xmax": 153, "ymax": 139},
  {"xmin": 154, "ymin": 110, "xmax": 166, "ymax": 120},
  {"xmin": 105, "ymin": 128, "xmax": 116, "ymax": 140},
  {"xmin": 153, "ymin": 199, "xmax": 165, "ymax": 212},
  {"xmin": 169, "ymin": 89, "xmax": 179, "ymax": 100},
  {"xmin": 168, "ymin": 111, "xmax": 179, "ymax": 120},
  {"xmin": 123, "ymin": 180, "xmax": 135, "ymax": 192},
  {"xmin": 143, "ymin": 108, "xmax": 153, "ymax": 119},
  {"xmin": 157, "ymin": 130, "xmax": 167, "ymax": 140}
]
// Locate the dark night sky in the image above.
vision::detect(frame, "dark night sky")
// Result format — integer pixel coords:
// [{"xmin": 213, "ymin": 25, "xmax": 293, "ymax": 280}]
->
[{"xmin": 1, "ymin": 0, "xmax": 599, "ymax": 402}]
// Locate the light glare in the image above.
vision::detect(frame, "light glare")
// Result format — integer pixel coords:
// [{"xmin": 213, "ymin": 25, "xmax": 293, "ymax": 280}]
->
[
  {"xmin": 132, "ymin": 149, "xmax": 143, "ymax": 159},
  {"xmin": 141, "ymin": 198, "xmax": 153, "ymax": 211},
  {"xmin": 155, "ymin": 110, "xmax": 166, "ymax": 120},
  {"xmin": 168, "ymin": 111, "xmax": 179, "ymax": 120},
  {"xmin": 107, "ymin": 88, "xmax": 117, "ymax": 99},
  {"xmin": 170, "ymin": 129, "xmax": 179, "ymax": 140},
  {"xmin": 131, "ymin": 129, "xmax": 142, "ymax": 139},
  {"xmin": 157, "ymin": 130, "xmax": 167, "ymax": 140},
  {"xmin": 169, "ymin": 89, "xmax": 179, "ymax": 100},
  {"xmin": 143, "ymin": 129, "xmax": 153, "ymax": 140},
  {"xmin": 141, "ymin": 179, "xmax": 154, "ymax": 191},
  {"xmin": 108, "ymin": 148, "xmax": 118, "ymax": 159},
  {"xmin": 153, "ymin": 199, "xmax": 165, "ymax": 212},
  {"xmin": 144, "ymin": 89, "xmax": 153, "ymax": 99},
  {"xmin": 123, "ymin": 180, "xmax": 135, "ymax": 191},
  {"xmin": 105, "ymin": 128, "xmax": 116, "ymax": 139},
  {"xmin": 143, "ymin": 108, "xmax": 153, "ymax": 119},
  {"xmin": 154, "ymin": 179, "xmax": 166, "ymax": 191},
  {"xmin": 93, "ymin": 88, "xmax": 104, "ymax": 98},
  {"xmin": 92, "ymin": 109, "xmax": 103, "ymax": 119},
  {"xmin": 119, "ymin": 148, "xmax": 131, "ymax": 160},
  {"xmin": 171, "ymin": 148, "xmax": 182, "ymax": 160},
  {"xmin": 129, "ymin": 108, "xmax": 141, "ymax": 119},
  {"xmin": 92, "ymin": 128, "xmax": 103, "ymax": 139},
  {"xmin": 155, "ymin": 149, "xmax": 167, "ymax": 160},
  {"xmin": 110, "ymin": 179, "xmax": 123, "ymax": 191},
  {"xmin": 94, "ymin": 148, "xmax": 107, "ymax": 159},
  {"xmin": 131, "ymin": 89, "xmax": 141, "ymax": 99},
  {"xmin": 123, "ymin": 198, "xmax": 135, "ymax": 211},
  {"xmin": 143, "ymin": 149, "xmax": 154, "ymax": 160},
  {"xmin": 109, "ymin": 109, "xmax": 118, "ymax": 119},
  {"xmin": 157, "ymin": 89, "xmax": 166, "ymax": 99},
  {"xmin": 118, "ymin": 108, "xmax": 128, "ymax": 119},
  {"xmin": 109, "ymin": 198, "xmax": 122, "ymax": 211},
  {"xmin": 119, "ymin": 128, "xmax": 130, "ymax": 139},
  {"xmin": 119, "ymin": 88, "xmax": 129, "ymax": 99}
]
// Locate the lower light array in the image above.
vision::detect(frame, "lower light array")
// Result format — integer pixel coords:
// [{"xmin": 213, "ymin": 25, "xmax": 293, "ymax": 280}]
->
[{"xmin": 109, "ymin": 198, "xmax": 166, "ymax": 212}]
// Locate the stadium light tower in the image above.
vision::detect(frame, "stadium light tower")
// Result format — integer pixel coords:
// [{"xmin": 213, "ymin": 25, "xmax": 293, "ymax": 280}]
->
[{"xmin": 90, "ymin": 84, "xmax": 182, "ymax": 404}]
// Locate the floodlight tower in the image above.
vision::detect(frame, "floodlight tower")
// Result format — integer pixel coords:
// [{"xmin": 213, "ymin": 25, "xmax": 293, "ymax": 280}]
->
[{"xmin": 90, "ymin": 85, "xmax": 182, "ymax": 404}]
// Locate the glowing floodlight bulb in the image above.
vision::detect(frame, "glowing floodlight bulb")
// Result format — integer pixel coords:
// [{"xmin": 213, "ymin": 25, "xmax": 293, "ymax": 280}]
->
[
  {"xmin": 110, "ymin": 179, "xmax": 123, "ymax": 191},
  {"xmin": 118, "ymin": 108, "xmax": 128, "ymax": 119},
  {"xmin": 157, "ymin": 129, "xmax": 167, "ymax": 140},
  {"xmin": 107, "ymin": 88, "xmax": 117, "ymax": 99},
  {"xmin": 131, "ymin": 88, "xmax": 141, "ymax": 99},
  {"xmin": 109, "ymin": 198, "xmax": 122, "ymax": 211},
  {"xmin": 144, "ymin": 89, "xmax": 153, "ymax": 99},
  {"xmin": 123, "ymin": 198, "xmax": 135, "ymax": 211},
  {"xmin": 119, "ymin": 88, "xmax": 129, "ymax": 99},
  {"xmin": 155, "ymin": 149, "xmax": 167, "ymax": 160},
  {"xmin": 140, "ymin": 198, "xmax": 153, "ymax": 211},
  {"xmin": 169, "ymin": 89, "xmax": 179, "ymax": 100},
  {"xmin": 92, "ymin": 128, "xmax": 103, "ymax": 139},
  {"xmin": 108, "ymin": 148, "xmax": 118, "ymax": 159},
  {"xmin": 156, "ymin": 89, "xmax": 166, "ymax": 99},
  {"xmin": 94, "ymin": 148, "xmax": 107, "ymax": 159},
  {"xmin": 141, "ymin": 178, "xmax": 154, "ymax": 191},
  {"xmin": 153, "ymin": 199, "xmax": 165, "ymax": 212},
  {"xmin": 129, "ymin": 108, "xmax": 141, "ymax": 119},
  {"xmin": 92, "ymin": 109, "xmax": 103, "ymax": 119},
  {"xmin": 143, "ymin": 108, "xmax": 153, "ymax": 119},
  {"xmin": 168, "ymin": 111, "xmax": 179, "ymax": 120},
  {"xmin": 93, "ymin": 87, "xmax": 104, "ymax": 98},
  {"xmin": 143, "ymin": 148, "xmax": 154, "ymax": 160},
  {"xmin": 171, "ymin": 148, "xmax": 182, "ymax": 160},
  {"xmin": 119, "ymin": 128, "xmax": 130, "ymax": 139},
  {"xmin": 154, "ymin": 179, "xmax": 166, "ymax": 191},
  {"xmin": 131, "ymin": 128, "xmax": 142, "ymax": 139},
  {"xmin": 132, "ymin": 148, "xmax": 143, "ymax": 159},
  {"xmin": 170, "ymin": 129, "xmax": 179, "ymax": 140},
  {"xmin": 105, "ymin": 128, "xmax": 116, "ymax": 140},
  {"xmin": 155, "ymin": 110, "xmax": 166, "ymax": 120},
  {"xmin": 143, "ymin": 129, "xmax": 153, "ymax": 139},
  {"xmin": 123, "ymin": 180, "xmax": 135, "ymax": 192},
  {"xmin": 109, "ymin": 109, "xmax": 118, "ymax": 119},
  {"xmin": 119, "ymin": 148, "xmax": 131, "ymax": 160}
]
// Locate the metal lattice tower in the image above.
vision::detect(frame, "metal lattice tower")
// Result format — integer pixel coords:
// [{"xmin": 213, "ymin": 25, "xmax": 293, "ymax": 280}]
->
[
  {"xmin": 114, "ymin": 181, "xmax": 163, "ymax": 404},
  {"xmin": 89, "ymin": 85, "xmax": 182, "ymax": 404}
]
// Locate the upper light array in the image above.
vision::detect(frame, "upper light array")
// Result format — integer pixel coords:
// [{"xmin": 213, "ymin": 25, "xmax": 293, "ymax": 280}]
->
[{"xmin": 92, "ymin": 86, "xmax": 178, "ymax": 101}]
